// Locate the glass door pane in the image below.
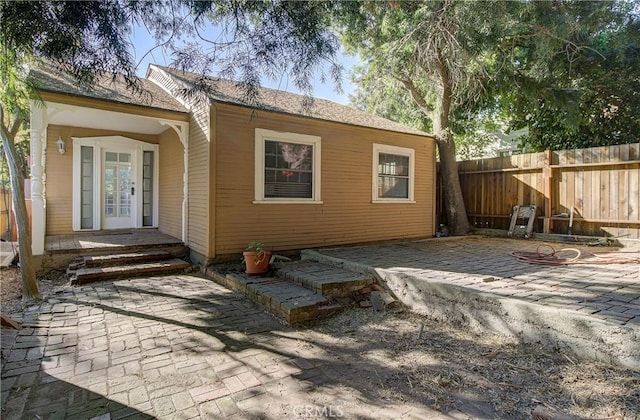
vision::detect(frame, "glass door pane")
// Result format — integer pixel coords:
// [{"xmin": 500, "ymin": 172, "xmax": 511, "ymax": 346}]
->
[
  {"xmin": 142, "ymin": 151, "xmax": 154, "ymax": 226},
  {"xmin": 104, "ymin": 152, "xmax": 132, "ymax": 226},
  {"xmin": 80, "ymin": 146, "xmax": 94, "ymax": 229}
]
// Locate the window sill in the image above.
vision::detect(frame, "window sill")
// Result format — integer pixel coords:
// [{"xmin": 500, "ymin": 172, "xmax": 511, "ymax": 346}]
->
[
  {"xmin": 253, "ymin": 200, "xmax": 324, "ymax": 205},
  {"xmin": 371, "ymin": 199, "xmax": 416, "ymax": 204}
]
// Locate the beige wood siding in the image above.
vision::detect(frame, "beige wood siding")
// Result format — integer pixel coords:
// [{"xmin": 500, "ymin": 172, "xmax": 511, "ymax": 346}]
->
[
  {"xmin": 158, "ymin": 128, "xmax": 183, "ymax": 239},
  {"xmin": 45, "ymin": 125, "xmax": 159, "ymax": 235},
  {"xmin": 147, "ymin": 65, "xmax": 211, "ymax": 260},
  {"xmin": 186, "ymin": 103, "xmax": 211, "ymax": 258},
  {"xmin": 213, "ymin": 104, "xmax": 435, "ymax": 256}
]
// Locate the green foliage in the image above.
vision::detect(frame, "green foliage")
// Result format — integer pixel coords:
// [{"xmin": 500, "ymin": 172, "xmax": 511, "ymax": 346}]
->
[
  {"xmin": 349, "ymin": 65, "xmax": 498, "ymax": 159},
  {"xmin": 1, "ymin": 0, "xmax": 342, "ymax": 108},
  {"xmin": 493, "ymin": 0, "xmax": 640, "ymax": 151},
  {"xmin": 245, "ymin": 241, "xmax": 266, "ymax": 253},
  {"xmin": 341, "ymin": 0, "xmax": 515, "ymax": 158},
  {"xmin": 1, "ymin": 0, "xmax": 139, "ymax": 90},
  {"xmin": 504, "ymin": 3, "xmax": 640, "ymax": 151},
  {"xmin": 1, "ymin": 0, "xmax": 142, "ymax": 195},
  {"xmin": 169, "ymin": 0, "xmax": 343, "ymax": 105},
  {"xmin": 244, "ymin": 241, "xmax": 267, "ymax": 266},
  {"xmin": 349, "ymin": 65, "xmax": 432, "ymax": 133},
  {"xmin": 0, "ymin": 130, "xmax": 29, "ymax": 186},
  {"xmin": 1, "ymin": 15, "xmax": 33, "ymax": 188},
  {"xmin": 343, "ymin": 0, "xmax": 640, "ymax": 155},
  {"xmin": 339, "ymin": 1, "xmax": 507, "ymax": 117}
]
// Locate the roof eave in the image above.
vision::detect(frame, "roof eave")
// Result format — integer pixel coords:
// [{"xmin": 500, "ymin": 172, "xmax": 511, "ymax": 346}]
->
[
  {"xmin": 210, "ymin": 98, "xmax": 433, "ymax": 138},
  {"xmin": 36, "ymin": 88, "xmax": 191, "ymax": 120}
]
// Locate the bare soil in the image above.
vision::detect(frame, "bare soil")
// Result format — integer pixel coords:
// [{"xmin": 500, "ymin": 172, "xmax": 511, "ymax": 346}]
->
[
  {"xmin": 0, "ymin": 267, "xmax": 69, "ymax": 314},
  {"xmin": 306, "ymin": 309, "xmax": 640, "ymax": 419}
]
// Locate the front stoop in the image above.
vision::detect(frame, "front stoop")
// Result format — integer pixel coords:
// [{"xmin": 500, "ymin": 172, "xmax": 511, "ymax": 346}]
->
[
  {"xmin": 203, "ymin": 269, "xmax": 342, "ymax": 324},
  {"xmin": 67, "ymin": 251, "xmax": 190, "ymax": 285},
  {"xmin": 274, "ymin": 260, "xmax": 374, "ymax": 298}
]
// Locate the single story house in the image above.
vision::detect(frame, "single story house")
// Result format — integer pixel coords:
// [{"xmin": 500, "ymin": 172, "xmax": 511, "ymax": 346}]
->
[{"xmin": 28, "ymin": 65, "xmax": 436, "ymax": 269}]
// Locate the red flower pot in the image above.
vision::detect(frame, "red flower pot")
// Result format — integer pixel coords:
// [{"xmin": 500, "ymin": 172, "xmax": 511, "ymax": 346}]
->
[{"xmin": 243, "ymin": 251, "xmax": 271, "ymax": 275}]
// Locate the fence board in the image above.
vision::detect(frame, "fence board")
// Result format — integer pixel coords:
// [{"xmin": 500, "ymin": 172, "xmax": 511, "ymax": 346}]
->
[{"xmin": 439, "ymin": 143, "xmax": 640, "ymax": 238}]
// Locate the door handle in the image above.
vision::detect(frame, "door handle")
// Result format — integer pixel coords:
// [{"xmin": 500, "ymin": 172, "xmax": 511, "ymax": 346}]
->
[{"xmin": 131, "ymin": 187, "xmax": 135, "ymax": 196}]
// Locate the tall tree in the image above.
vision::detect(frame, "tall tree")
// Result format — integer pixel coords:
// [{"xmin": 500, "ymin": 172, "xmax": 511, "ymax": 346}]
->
[
  {"xmin": 1, "ymin": 0, "xmax": 341, "ymax": 299},
  {"xmin": 338, "ymin": 0, "xmax": 508, "ymax": 234},
  {"xmin": 0, "ymin": 44, "xmax": 40, "ymax": 299},
  {"xmin": 339, "ymin": 0, "xmax": 638, "ymax": 233},
  {"xmin": 1, "ymin": 0, "xmax": 141, "ymax": 300}
]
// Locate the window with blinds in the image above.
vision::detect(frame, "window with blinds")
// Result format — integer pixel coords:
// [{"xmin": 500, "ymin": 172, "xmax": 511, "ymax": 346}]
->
[{"xmin": 254, "ymin": 129, "xmax": 322, "ymax": 203}]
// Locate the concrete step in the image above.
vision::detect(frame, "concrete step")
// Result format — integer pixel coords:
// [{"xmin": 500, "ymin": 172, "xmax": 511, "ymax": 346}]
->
[
  {"xmin": 274, "ymin": 260, "xmax": 374, "ymax": 298},
  {"xmin": 204, "ymin": 269, "xmax": 342, "ymax": 324},
  {"xmin": 73, "ymin": 250, "xmax": 173, "ymax": 269},
  {"xmin": 69, "ymin": 259, "xmax": 191, "ymax": 285}
]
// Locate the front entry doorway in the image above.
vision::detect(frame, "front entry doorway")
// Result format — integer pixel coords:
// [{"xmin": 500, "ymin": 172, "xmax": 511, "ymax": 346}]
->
[
  {"xmin": 72, "ymin": 136, "xmax": 158, "ymax": 231},
  {"xmin": 103, "ymin": 150, "xmax": 135, "ymax": 229}
]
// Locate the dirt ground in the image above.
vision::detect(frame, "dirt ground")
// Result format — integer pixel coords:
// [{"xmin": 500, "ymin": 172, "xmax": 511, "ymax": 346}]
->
[
  {"xmin": 0, "ymin": 267, "xmax": 68, "ymax": 314},
  {"xmin": 1, "ymin": 268, "xmax": 639, "ymax": 419},
  {"xmin": 305, "ymin": 310, "xmax": 640, "ymax": 419}
]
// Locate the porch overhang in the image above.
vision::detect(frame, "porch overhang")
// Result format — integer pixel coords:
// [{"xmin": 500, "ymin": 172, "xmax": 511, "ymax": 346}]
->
[{"xmin": 30, "ymin": 98, "xmax": 190, "ymax": 256}]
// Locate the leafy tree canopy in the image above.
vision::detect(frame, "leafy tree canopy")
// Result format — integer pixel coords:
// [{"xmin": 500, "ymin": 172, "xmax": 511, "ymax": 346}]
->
[
  {"xmin": 1, "ymin": 0, "xmax": 343, "ymax": 106},
  {"xmin": 506, "ymin": 2, "xmax": 640, "ymax": 151},
  {"xmin": 344, "ymin": 0, "xmax": 640, "ymax": 155}
]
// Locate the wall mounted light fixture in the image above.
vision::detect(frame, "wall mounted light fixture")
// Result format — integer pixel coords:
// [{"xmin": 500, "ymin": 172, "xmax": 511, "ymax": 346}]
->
[{"xmin": 56, "ymin": 136, "xmax": 66, "ymax": 155}]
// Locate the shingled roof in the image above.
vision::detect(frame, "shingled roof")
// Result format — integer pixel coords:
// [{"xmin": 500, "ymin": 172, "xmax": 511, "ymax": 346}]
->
[
  {"xmin": 154, "ymin": 65, "xmax": 430, "ymax": 137},
  {"xmin": 29, "ymin": 66, "xmax": 188, "ymax": 114}
]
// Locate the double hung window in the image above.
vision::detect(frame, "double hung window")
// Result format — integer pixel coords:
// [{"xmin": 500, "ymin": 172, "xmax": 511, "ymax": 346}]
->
[{"xmin": 372, "ymin": 143, "xmax": 415, "ymax": 203}]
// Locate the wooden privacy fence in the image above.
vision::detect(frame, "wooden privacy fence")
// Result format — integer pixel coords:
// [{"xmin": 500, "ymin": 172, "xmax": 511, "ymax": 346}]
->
[{"xmin": 437, "ymin": 143, "xmax": 640, "ymax": 239}]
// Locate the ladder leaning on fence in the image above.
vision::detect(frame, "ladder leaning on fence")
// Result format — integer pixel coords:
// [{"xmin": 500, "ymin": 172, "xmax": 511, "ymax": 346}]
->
[{"xmin": 508, "ymin": 205, "xmax": 537, "ymax": 239}]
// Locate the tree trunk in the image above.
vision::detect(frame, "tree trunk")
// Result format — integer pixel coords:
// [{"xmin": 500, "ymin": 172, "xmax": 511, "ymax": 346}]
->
[
  {"xmin": 0, "ymin": 110, "xmax": 40, "ymax": 300},
  {"xmin": 436, "ymin": 132, "xmax": 471, "ymax": 235},
  {"xmin": 432, "ymin": 64, "xmax": 471, "ymax": 236}
]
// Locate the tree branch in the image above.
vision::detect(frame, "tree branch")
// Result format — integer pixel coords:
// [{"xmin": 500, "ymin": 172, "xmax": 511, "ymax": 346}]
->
[
  {"xmin": 531, "ymin": 24, "xmax": 606, "ymax": 60},
  {"xmin": 0, "ymin": 105, "xmax": 9, "ymax": 141},
  {"xmin": 396, "ymin": 77, "xmax": 434, "ymax": 114},
  {"xmin": 9, "ymin": 112, "xmax": 23, "ymax": 139}
]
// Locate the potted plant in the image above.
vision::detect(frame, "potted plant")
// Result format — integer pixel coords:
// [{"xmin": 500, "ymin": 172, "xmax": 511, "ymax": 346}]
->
[{"xmin": 243, "ymin": 241, "xmax": 271, "ymax": 275}]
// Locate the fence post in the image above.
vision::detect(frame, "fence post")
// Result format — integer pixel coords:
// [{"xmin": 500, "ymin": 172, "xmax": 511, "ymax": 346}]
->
[{"xmin": 543, "ymin": 149, "xmax": 553, "ymax": 233}]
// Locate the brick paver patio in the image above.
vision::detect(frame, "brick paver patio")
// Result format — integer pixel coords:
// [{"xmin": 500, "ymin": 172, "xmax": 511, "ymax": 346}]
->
[
  {"xmin": 313, "ymin": 237, "xmax": 640, "ymax": 327},
  {"xmin": 2, "ymin": 236, "xmax": 638, "ymax": 418},
  {"xmin": 1, "ymin": 275, "xmax": 450, "ymax": 419},
  {"xmin": 304, "ymin": 237, "xmax": 640, "ymax": 368}
]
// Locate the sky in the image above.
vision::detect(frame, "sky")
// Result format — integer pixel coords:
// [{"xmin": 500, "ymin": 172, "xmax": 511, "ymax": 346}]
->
[{"xmin": 130, "ymin": 25, "xmax": 359, "ymax": 105}]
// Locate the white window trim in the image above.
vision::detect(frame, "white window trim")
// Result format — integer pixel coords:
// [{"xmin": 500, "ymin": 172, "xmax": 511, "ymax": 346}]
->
[
  {"xmin": 254, "ymin": 128, "xmax": 322, "ymax": 204},
  {"xmin": 72, "ymin": 136, "xmax": 160, "ymax": 230},
  {"xmin": 372, "ymin": 143, "xmax": 416, "ymax": 203}
]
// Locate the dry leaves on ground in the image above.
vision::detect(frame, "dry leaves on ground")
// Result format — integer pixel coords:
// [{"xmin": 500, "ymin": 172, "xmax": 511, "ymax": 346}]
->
[
  {"xmin": 305, "ymin": 309, "xmax": 640, "ymax": 419},
  {"xmin": 1, "ymin": 267, "xmax": 69, "ymax": 314}
]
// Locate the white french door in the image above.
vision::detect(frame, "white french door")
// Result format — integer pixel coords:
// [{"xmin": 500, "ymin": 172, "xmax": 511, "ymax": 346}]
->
[
  {"xmin": 103, "ymin": 150, "xmax": 135, "ymax": 229},
  {"xmin": 72, "ymin": 136, "xmax": 159, "ymax": 231}
]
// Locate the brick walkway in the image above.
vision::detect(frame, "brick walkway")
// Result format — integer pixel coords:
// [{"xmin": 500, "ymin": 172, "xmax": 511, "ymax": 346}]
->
[{"xmin": 1, "ymin": 275, "xmax": 451, "ymax": 419}]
